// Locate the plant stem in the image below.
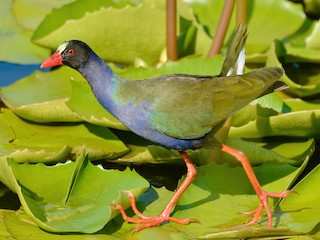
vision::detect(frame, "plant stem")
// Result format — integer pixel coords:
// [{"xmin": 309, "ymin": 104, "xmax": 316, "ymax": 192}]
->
[
  {"xmin": 207, "ymin": 0, "xmax": 235, "ymax": 58},
  {"xmin": 166, "ymin": 0, "xmax": 178, "ymax": 61},
  {"xmin": 236, "ymin": 0, "xmax": 247, "ymax": 27}
]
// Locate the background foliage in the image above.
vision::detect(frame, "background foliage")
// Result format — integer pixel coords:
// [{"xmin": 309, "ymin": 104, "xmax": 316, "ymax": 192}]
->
[{"xmin": 0, "ymin": 0, "xmax": 320, "ymax": 239}]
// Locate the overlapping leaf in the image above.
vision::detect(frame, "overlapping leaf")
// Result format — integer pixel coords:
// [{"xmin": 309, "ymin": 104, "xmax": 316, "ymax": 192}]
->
[
  {"xmin": 0, "ymin": 0, "xmax": 49, "ymax": 64},
  {"xmin": 32, "ymin": 0, "xmax": 166, "ymax": 65},
  {"xmin": 102, "ymin": 154, "xmax": 319, "ymax": 239},
  {"xmin": 12, "ymin": 0, "xmax": 76, "ymax": 31},
  {"xmin": 1, "ymin": 0, "xmax": 320, "ymax": 238},
  {"xmin": 267, "ymin": 40, "xmax": 320, "ymax": 98},
  {"xmin": 230, "ymin": 96, "xmax": 320, "ymax": 138},
  {"xmin": 0, "ymin": 68, "xmax": 81, "ymax": 123},
  {"xmin": 0, "ymin": 108, "xmax": 129, "ymax": 166},
  {"xmin": 2, "ymin": 148, "xmax": 149, "ymax": 233}
]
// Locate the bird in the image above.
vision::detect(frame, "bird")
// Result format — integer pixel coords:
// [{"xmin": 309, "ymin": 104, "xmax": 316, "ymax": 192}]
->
[{"xmin": 41, "ymin": 25, "xmax": 292, "ymax": 231}]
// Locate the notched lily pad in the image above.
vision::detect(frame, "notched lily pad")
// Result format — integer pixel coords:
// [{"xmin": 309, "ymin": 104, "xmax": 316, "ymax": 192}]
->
[
  {"xmin": 121, "ymin": 159, "xmax": 308, "ymax": 239},
  {"xmin": 278, "ymin": 163, "xmax": 320, "ymax": 233},
  {"xmin": 7, "ymin": 149, "xmax": 149, "ymax": 233},
  {"xmin": 0, "ymin": 0, "xmax": 50, "ymax": 64},
  {"xmin": 267, "ymin": 40, "xmax": 320, "ymax": 98},
  {"xmin": 0, "ymin": 108, "xmax": 129, "ymax": 164},
  {"xmin": 32, "ymin": 0, "xmax": 166, "ymax": 65},
  {"xmin": 0, "ymin": 67, "xmax": 82, "ymax": 123}
]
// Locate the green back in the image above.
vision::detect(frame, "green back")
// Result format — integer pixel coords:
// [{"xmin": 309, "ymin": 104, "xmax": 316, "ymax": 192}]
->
[{"xmin": 114, "ymin": 67, "xmax": 283, "ymax": 139}]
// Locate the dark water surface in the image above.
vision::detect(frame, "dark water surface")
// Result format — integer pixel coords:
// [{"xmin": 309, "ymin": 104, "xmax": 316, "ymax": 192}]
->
[{"xmin": 0, "ymin": 62, "xmax": 42, "ymax": 87}]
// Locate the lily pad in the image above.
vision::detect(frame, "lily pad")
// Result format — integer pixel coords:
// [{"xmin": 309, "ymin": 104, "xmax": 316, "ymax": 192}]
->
[
  {"xmin": 0, "ymin": 108, "xmax": 129, "ymax": 165},
  {"xmin": 222, "ymin": 137, "xmax": 314, "ymax": 167},
  {"xmin": 6, "ymin": 149, "xmax": 149, "ymax": 233},
  {"xmin": 0, "ymin": 0, "xmax": 50, "ymax": 64},
  {"xmin": 278, "ymin": 163, "xmax": 320, "ymax": 233},
  {"xmin": 229, "ymin": 106, "xmax": 320, "ymax": 138},
  {"xmin": 0, "ymin": 209, "xmax": 118, "ymax": 239},
  {"xmin": 109, "ymin": 156, "xmax": 310, "ymax": 239},
  {"xmin": 12, "ymin": 0, "xmax": 76, "ymax": 31},
  {"xmin": 306, "ymin": 20, "xmax": 320, "ymax": 49},
  {"xmin": 0, "ymin": 67, "xmax": 82, "ymax": 123},
  {"xmin": 267, "ymin": 40, "xmax": 320, "ymax": 98},
  {"xmin": 32, "ymin": 0, "xmax": 166, "ymax": 65}
]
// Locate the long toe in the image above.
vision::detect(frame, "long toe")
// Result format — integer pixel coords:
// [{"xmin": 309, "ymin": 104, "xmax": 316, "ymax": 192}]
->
[{"xmin": 245, "ymin": 189, "xmax": 295, "ymax": 228}]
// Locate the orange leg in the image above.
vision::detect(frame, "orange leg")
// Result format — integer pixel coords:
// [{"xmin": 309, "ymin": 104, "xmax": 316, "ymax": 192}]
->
[
  {"xmin": 113, "ymin": 151, "xmax": 197, "ymax": 232},
  {"xmin": 221, "ymin": 144, "xmax": 294, "ymax": 228}
]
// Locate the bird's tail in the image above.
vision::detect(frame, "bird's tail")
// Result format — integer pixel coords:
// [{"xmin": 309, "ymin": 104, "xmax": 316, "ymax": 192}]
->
[{"xmin": 220, "ymin": 24, "xmax": 248, "ymax": 77}]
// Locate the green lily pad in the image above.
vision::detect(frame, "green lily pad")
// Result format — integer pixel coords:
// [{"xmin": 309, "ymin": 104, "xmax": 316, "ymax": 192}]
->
[
  {"xmin": 110, "ymin": 157, "xmax": 309, "ymax": 239},
  {"xmin": 12, "ymin": 0, "xmax": 76, "ymax": 31},
  {"xmin": 267, "ymin": 40, "xmax": 320, "ymax": 98},
  {"xmin": 0, "ymin": 0, "xmax": 50, "ymax": 64},
  {"xmin": 0, "ymin": 208, "xmax": 122, "ymax": 239},
  {"xmin": 6, "ymin": 149, "xmax": 149, "ymax": 233},
  {"xmin": 222, "ymin": 137, "xmax": 314, "ymax": 167},
  {"xmin": 229, "ymin": 107, "xmax": 320, "ymax": 139},
  {"xmin": 32, "ymin": 0, "xmax": 166, "ymax": 65},
  {"xmin": 171, "ymin": 161, "xmax": 309, "ymax": 238},
  {"xmin": 0, "ymin": 67, "xmax": 82, "ymax": 123},
  {"xmin": 306, "ymin": 20, "xmax": 320, "ymax": 49},
  {"xmin": 0, "ymin": 108, "xmax": 129, "ymax": 166},
  {"xmin": 278, "ymin": 163, "xmax": 320, "ymax": 232}
]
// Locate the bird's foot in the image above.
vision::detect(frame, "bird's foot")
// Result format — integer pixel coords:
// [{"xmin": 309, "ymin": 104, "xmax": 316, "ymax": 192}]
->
[
  {"xmin": 235, "ymin": 189, "xmax": 297, "ymax": 228},
  {"xmin": 112, "ymin": 190, "xmax": 197, "ymax": 232}
]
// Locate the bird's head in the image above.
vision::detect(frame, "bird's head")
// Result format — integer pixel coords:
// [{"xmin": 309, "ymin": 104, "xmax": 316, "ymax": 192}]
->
[{"xmin": 41, "ymin": 40, "xmax": 90, "ymax": 69}]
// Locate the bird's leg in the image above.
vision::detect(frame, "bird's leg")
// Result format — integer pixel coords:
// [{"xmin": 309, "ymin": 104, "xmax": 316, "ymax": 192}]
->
[
  {"xmin": 221, "ymin": 144, "xmax": 294, "ymax": 228},
  {"xmin": 113, "ymin": 151, "xmax": 198, "ymax": 231}
]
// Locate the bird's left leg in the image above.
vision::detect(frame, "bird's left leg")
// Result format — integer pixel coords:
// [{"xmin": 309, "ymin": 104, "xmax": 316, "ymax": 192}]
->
[
  {"xmin": 221, "ymin": 144, "xmax": 295, "ymax": 228},
  {"xmin": 113, "ymin": 151, "xmax": 197, "ymax": 231}
]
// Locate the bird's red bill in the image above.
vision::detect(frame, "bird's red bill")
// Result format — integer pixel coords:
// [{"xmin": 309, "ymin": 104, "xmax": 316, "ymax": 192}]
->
[{"xmin": 40, "ymin": 51, "xmax": 63, "ymax": 68}]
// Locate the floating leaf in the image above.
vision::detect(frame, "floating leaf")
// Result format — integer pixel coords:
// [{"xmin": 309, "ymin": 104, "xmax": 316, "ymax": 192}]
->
[
  {"xmin": 267, "ymin": 40, "xmax": 320, "ymax": 98},
  {"xmin": 108, "ymin": 158, "xmax": 308, "ymax": 239},
  {"xmin": 32, "ymin": 0, "xmax": 166, "ymax": 65},
  {"xmin": 0, "ymin": 0, "xmax": 50, "ymax": 64},
  {"xmin": 306, "ymin": 20, "xmax": 320, "ymax": 49},
  {"xmin": 12, "ymin": 0, "xmax": 76, "ymax": 31},
  {"xmin": 222, "ymin": 137, "xmax": 314, "ymax": 167},
  {"xmin": 0, "ymin": 208, "xmax": 122, "ymax": 239},
  {"xmin": 5, "ymin": 149, "xmax": 149, "ymax": 233},
  {"xmin": 230, "ymin": 107, "xmax": 320, "ymax": 138},
  {"xmin": 0, "ymin": 68, "xmax": 82, "ymax": 123},
  {"xmin": 0, "ymin": 108, "xmax": 129, "ymax": 165},
  {"xmin": 278, "ymin": 163, "xmax": 320, "ymax": 233}
]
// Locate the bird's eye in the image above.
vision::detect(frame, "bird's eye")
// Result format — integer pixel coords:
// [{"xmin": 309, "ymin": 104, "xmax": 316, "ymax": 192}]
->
[{"xmin": 68, "ymin": 49, "xmax": 75, "ymax": 55}]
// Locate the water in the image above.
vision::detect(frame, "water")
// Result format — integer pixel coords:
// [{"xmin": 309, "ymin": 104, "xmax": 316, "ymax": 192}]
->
[{"xmin": 0, "ymin": 62, "xmax": 42, "ymax": 87}]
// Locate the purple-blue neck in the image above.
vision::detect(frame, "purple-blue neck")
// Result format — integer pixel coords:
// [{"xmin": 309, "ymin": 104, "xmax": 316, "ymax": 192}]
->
[{"xmin": 77, "ymin": 52, "xmax": 121, "ymax": 114}]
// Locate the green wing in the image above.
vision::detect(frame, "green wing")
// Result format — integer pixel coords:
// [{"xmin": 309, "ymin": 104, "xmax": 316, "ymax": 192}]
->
[{"xmin": 147, "ymin": 67, "xmax": 283, "ymax": 139}]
